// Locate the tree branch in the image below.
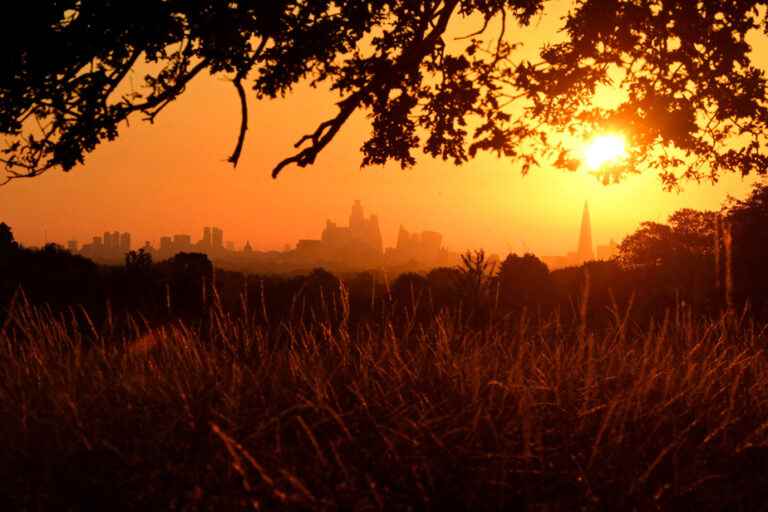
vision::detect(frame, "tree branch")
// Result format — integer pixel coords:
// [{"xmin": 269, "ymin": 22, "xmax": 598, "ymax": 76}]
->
[
  {"xmin": 272, "ymin": 0, "xmax": 461, "ymax": 178},
  {"xmin": 226, "ymin": 38, "xmax": 268, "ymax": 167},
  {"xmin": 271, "ymin": 93, "xmax": 362, "ymax": 178},
  {"xmin": 227, "ymin": 77, "xmax": 248, "ymax": 167}
]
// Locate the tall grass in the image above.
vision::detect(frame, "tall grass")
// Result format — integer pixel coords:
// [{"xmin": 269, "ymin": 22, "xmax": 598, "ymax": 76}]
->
[{"xmin": 1, "ymin": 292, "xmax": 768, "ymax": 510}]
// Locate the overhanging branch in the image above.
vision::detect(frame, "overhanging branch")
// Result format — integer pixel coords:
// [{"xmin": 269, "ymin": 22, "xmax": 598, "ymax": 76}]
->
[
  {"xmin": 271, "ymin": 0, "xmax": 461, "ymax": 178},
  {"xmin": 226, "ymin": 38, "xmax": 268, "ymax": 167},
  {"xmin": 271, "ymin": 94, "xmax": 362, "ymax": 178},
  {"xmin": 228, "ymin": 78, "xmax": 248, "ymax": 167}
]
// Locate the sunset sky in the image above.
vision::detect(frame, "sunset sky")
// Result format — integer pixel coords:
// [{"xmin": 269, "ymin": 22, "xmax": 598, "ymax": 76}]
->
[{"xmin": 0, "ymin": 2, "xmax": 761, "ymax": 258}]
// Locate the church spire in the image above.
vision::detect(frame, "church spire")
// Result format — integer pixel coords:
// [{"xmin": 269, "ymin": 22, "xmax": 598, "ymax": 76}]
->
[{"xmin": 577, "ymin": 201, "xmax": 594, "ymax": 263}]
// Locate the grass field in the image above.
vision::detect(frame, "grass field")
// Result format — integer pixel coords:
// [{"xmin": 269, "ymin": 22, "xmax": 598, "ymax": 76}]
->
[{"xmin": 2, "ymin": 293, "xmax": 768, "ymax": 510}]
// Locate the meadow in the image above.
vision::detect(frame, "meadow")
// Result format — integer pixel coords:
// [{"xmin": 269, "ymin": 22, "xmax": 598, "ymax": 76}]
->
[{"xmin": 2, "ymin": 288, "xmax": 767, "ymax": 511}]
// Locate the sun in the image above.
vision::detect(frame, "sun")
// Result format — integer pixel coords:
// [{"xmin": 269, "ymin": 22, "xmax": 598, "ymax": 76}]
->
[{"xmin": 583, "ymin": 134, "xmax": 627, "ymax": 170}]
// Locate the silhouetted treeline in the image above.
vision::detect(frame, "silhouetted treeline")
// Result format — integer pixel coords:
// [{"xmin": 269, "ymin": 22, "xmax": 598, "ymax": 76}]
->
[{"xmin": 3, "ymin": 182, "xmax": 768, "ymax": 336}]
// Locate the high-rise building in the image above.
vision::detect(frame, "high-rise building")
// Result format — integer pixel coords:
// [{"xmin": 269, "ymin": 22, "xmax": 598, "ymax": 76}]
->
[
  {"xmin": 202, "ymin": 227, "xmax": 212, "ymax": 248},
  {"xmin": 160, "ymin": 236, "xmax": 172, "ymax": 252},
  {"xmin": 212, "ymin": 227, "xmax": 223, "ymax": 249},
  {"xmin": 67, "ymin": 240, "xmax": 78, "ymax": 253},
  {"xmin": 119, "ymin": 232, "xmax": 131, "ymax": 253},
  {"xmin": 349, "ymin": 200, "xmax": 365, "ymax": 232},
  {"xmin": 387, "ymin": 226, "xmax": 445, "ymax": 265},
  {"xmin": 576, "ymin": 201, "xmax": 594, "ymax": 263},
  {"xmin": 173, "ymin": 234, "xmax": 192, "ymax": 249}
]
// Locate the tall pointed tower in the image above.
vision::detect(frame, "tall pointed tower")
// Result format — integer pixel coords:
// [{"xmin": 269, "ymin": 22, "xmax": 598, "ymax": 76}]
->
[
  {"xmin": 576, "ymin": 201, "xmax": 594, "ymax": 263},
  {"xmin": 349, "ymin": 200, "xmax": 365, "ymax": 232}
]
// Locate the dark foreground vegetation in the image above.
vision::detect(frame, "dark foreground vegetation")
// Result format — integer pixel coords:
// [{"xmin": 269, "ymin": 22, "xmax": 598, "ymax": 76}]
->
[
  {"xmin": 2, "ymin": 295, "xmax": 768, "ymax": 510},
  {"xmin": 2, "ymin": 184, "xmax": 768, "ymax": 509}
]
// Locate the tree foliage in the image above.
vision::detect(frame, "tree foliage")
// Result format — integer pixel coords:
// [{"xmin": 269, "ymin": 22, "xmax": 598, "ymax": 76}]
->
[
  {"xmin": 512, "ymin": 1, "xmax": 768, "ymax": 187},
  {"xmin": 496, "ymin": 253, "xmax": 551, "ymax": 309},
  {"xmin": 618, "ymin": 209, "xmax": 718, "ymax": 270},
  {"xmin": 3, "ymin": 1, "xmax": 768, "ymax": 187},
  {"xmin": 724, "ymin": 182, "xmax": 768, "ymax": 306},
  {"xmin": 0, "ymin": 223, "xmax": 17, "ymax": 252}
]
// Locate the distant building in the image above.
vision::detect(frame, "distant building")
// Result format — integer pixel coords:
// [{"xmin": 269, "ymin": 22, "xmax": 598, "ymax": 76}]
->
[
  {"xmin": 596, "ymin": 239, "xmax": 619, "ymax": 261},
  {"xmin": 66, "ymin": 240, "xmax": 78, "ymax": 253},
  {"xmin": 542, "ymin": 202, "xmax": 615, "ymax": 269},
  {"xmin": 294, "ymin": 200, "xmax": 384, "ymax": 268},
  {"xmin": 212, "ymin": 227, "xmax": 224, "ymax": 249},
  {"xmin": 576, "ymin": 201, "xmax": 594, "ymax": 262},
  {"xmin": 119, "ymin": 232, "xmax": 131, "ymax": 253},
  {"xmin": 202, "ymin": 227, "xmax": 212, "ymax": 248},
  {"xmin": 173, "ymin": 234, "xmax": 192, "ymax": 249},
  {"xmin": 79, "ymin": 230, "xmax": 132, "ymax": 262},
  {"xmin": 151, "ymin": 233, "xmax": 193, "ymax": 260},
  {"xmin": 295, "ymin": 239, "xmax": 324, "ymax": 259},
  {"xmin": 386, "ymin": 226, "xmax": 446, "ymax": 266}
]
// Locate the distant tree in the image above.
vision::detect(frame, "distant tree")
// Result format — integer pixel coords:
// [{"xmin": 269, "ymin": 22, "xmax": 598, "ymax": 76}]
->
[
  {"xmin": 457, "ymin": 250, "xmax": 497, "ymax": 315},
  {"xmin": 294, "ymin": 268, "xmax": 343, "ymax": 321},
  {"xmin": 619, "ymin": 209, "xmax": 717, "ymax": 270},
  {"xmin": 496, "ymin": 253, "xmax": 551, "ymax": 311},
  {"xmin": 667, "ymin": 209, "xmax": 718, "ymax": 256},
  {"xmin": 727, "ymin": 182, "xmax": 768, "ymax": 232},
  {"xmin": 426, "ymin": 266, "xmax": 462, "ymax": 309},
  {"xmin": 617, "ymin": 208, "xmax": 721, "ymax": 312},
  {"xmin": 724, "ymin": 182, "xmax": 768, "ymax": 312},
  {"xmin": 618, "ymin": 222, "xmax": 675, "ymax": 269},
  {"xmin": 344, "ymin": 271, "xmax": 380, "ymax": 320},
  {"xmin": 0, "ymin": 242, "xmax": 102, "ymax": 311},
  {"xmin": 0, "ymin": 223, "xmax": 18, "ymax": 253},
  {"xmin": 390, "ymin": 272, "xmax": 428, "ymax": 311},
  {"xmin": 3, "ymin": 1, "xmax": 768, "ymax": 187},
  {"xmin": 301, "ymin": 268, "xmax": 341, "ymax": 297},
  {"xmin": 120, "ymin": 248, "xmax": 156, "ymax": 311},
  {"xmin": 125, "ymin": 248, "xmax": 152, "ymax": 274},
  {"xmin": 159, "ymin": 252, "xmax": 214, "ymax": 317}
]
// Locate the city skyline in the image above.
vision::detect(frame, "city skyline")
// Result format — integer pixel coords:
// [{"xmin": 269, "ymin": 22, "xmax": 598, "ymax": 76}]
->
[
  {"xmin": 0, "ymin": 0, "xmax": 758, "ymax": 260},
  {"xmin": 31, "ymin": 199, "xmax": 620, "ymax": 273}
]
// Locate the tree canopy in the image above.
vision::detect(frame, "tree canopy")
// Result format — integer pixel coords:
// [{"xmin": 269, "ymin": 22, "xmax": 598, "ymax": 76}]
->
[{"xmin": 3, "ymin": 1, "xmax": 768, "ymax": 187}]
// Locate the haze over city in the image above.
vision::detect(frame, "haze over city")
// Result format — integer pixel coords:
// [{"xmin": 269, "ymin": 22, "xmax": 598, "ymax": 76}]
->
[{"xmin": 0, "ymin": 1, "xmax": 759, "ymax": 256}]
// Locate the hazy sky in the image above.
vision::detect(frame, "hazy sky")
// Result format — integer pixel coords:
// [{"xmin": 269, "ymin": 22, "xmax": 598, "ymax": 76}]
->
[{"xmin": 0, "ymin": 2, "xmax": 761, "ymax": 257}]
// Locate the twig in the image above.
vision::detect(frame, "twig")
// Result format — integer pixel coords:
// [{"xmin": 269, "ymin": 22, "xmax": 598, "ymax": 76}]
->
[
  {"xmin": 227, "ymin": 38, "xmax": 268, "ymax": 167},
  {"xmin": 228, "ymin": 78, "xmax": 248, "ymax": 167}
]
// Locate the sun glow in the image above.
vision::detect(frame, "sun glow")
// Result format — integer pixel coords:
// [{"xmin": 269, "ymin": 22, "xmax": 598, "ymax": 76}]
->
[{"xmin": 583, "ymin": 134, "xmax": 627, "ymax": 170}]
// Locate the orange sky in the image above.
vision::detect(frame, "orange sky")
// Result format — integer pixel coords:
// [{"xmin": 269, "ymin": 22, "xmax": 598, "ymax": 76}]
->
[{"xmin": 0, "ymin": 2, "xmax": 762, "ymax": 258}]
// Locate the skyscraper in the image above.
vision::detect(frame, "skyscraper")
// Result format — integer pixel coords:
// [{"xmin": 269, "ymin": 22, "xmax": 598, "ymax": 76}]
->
[
  {"xmin": 202, "ymin": 227, "xmax": 212, "ymax": 248},
  {"xmin": 119, "ymin": 232, "xmax": 131, "ymax": 253},
  {"xmin": 173, "ymin": 234, "xmax": 192, "ymax": 249},
  {"xmin": 576, "ymin": 201, "xmax": 594, "ymax": 263},
  {"xmin": 349, "ymin": 200, "xmax": 365, "ymax": 232},
  {"xmin": 212, "ymin": 227, "xmax": 223, "ymax": 249}
]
